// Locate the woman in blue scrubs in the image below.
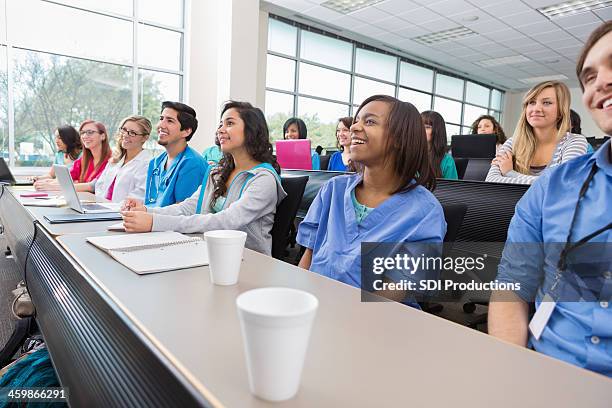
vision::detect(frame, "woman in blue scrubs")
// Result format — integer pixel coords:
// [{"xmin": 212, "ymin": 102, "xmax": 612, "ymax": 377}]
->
[
  {"xmin": 327, "ymin": 117, "xmax": 352, "ymax": 172},
  {"xmin": 297, "ymin": 95, "xmax": 447, "ymax": 303},
  {"xmin": 283, "ymin": 117, "xmax": 320, "ymax": 170}
]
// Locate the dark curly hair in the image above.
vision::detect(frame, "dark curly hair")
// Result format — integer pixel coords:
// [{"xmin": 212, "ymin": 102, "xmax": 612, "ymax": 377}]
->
[
  {"xmin": 210, "ymin": 101, "xmax": 280, "ymax": 209},
  {"xmin": 469, "ymin": 114, "xmax": 506, "ymax": 145}
]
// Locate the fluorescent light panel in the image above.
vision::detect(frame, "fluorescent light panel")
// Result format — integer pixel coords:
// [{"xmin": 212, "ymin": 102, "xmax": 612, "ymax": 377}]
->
[
  {"xmin": 321, "ymin": 0, "xmax": 385, "ymax": 13},
  {"xmin": 412, "ymin": 26, "xmax": 476, "ymax": 45},
  {"xmin": 474, "ymin": 55, "xmax": 530, "ymax": 67},
  {"xmin": 537, "ymin": 0, "xmax": 612, "ymax": 18},
  {"xmin": 519, "ymin": 74, "xmax": 568, "ymax": 84}
]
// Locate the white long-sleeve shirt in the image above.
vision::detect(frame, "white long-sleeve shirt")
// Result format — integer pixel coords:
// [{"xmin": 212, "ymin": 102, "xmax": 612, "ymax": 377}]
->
[
  {"xmin": 93, "ymin": 149, "xmax": 153, "ymax": 202},
  {"xmin": 485, "ymin": 133, "xmax": 588, "ymax": 185}
]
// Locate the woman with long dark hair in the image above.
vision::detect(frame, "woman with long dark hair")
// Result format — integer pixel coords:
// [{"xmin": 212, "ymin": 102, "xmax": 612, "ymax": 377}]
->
[
  {"xmin": 421, "ymin": 110, "xmax": 458, "ymax": 179},
  {"xmin": 122, "ymin": 101, "xmax": 287, "ymax": 255},
  {"xmin": 33, "ymin": 125, "xmax": 82, "ymax": 184},
  {"xmin": 297, "ymin": 95, "xmax": 446, "ymax": 304}
]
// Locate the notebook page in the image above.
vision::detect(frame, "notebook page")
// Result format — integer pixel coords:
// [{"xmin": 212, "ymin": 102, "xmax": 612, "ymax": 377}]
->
[
  {"xmin": 109, "ymin": 240, "xmax": 209, "ymax": 274},
  {"xmin": 87, "ymin": 231, "xmax": 198, "ymax": 251}
]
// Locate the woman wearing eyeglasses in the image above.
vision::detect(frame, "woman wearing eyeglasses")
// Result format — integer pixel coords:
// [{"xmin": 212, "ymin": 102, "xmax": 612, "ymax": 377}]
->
[
  {"xmin": 75, "ymin": 116, "xmax": 153, "ymax": 202},
  {"xmin": 34, "ymin": 119, "xmax": 111, "ymax": 191}
]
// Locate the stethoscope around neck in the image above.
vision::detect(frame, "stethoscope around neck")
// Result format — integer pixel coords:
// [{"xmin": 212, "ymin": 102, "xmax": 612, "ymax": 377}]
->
[
  {"xmin": 550, "ymin": 162, "xmax": 612, "ymax": 299},
  {"xmin": 147, "ymin": 150, "xmax": 186, "ymax": 203}
]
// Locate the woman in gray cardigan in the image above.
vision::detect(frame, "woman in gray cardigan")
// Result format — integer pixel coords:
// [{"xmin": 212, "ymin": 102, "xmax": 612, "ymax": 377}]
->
[{"xmin": 121, "ymin": 101, "xmax": 286, "ymax": 255}]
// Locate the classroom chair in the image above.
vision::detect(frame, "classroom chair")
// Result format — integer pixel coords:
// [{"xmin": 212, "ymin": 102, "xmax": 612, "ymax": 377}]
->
[{"xmin": 271, "ymin": 175, "xmax": 309, "ymax": 260}]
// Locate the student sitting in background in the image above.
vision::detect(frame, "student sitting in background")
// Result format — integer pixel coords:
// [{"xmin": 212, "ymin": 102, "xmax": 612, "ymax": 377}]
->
[
  {"xmin": 570, "ymin": 109, "xmax": 594, "ymax": 153},
  {"xmin": 202, "ymin": 136, "xmax": 223, "ymax": 165},
  {"xmin": 485, "ymin": 81, "xmax": 588, "ymax": 184},
  {"xmin": 421, "ymin": 110, "xmax": 458, "ymax": 179},
  {"xmin": 144, "ymin": 101, "xmax": 208, "ymax": 207},
  {"xmin": 33, "ymin": 125, "xmax": 82, "ymax": 183},
  {"xmin": 76, "ymin": 115, "xmax": 153, "ymax": 202},
  {"xmin": 328, "ymin": 117, "xmax": 352, "ymax": 172},
  {"xmin": 283, "ymin": 117, "xmax": 320, "ymax": 170},
  {"xmin": 34, "ymin": 120, "xmax": 111, "ymax": 191},
  {"xmin": 470, "ymin": 114, "xmax": 507, "ymax": 155},
  {"xmin": 122, "ymin": 101, "xmax": 287, "ymax": 256},
  {"xmin": 488, "ymin": 20, "xmax": 612, "ymax": 376},
  {"xmin": 297, "ymin": 95, "xmax": 446, "ymax": 303}
]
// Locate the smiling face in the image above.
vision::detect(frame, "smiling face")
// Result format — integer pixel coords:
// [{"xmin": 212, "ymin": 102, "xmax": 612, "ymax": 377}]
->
[
  {"xmin": 80, "ymin": 123, "xmax": 105, "ymax": 150},
  {"xmin": 157, "ymin": 107, "xmax": 190, "ymax": 147},
  {"xmin": 336, "ymin": 121, "xmax": 351, "ymax": 147},
  {"xmin": 120, "ymin": 120, "xmax": 148, "ymax": 151},
  {"xmin": 349, "ymin": 100, "xmax": 390, "ymax": 167},
  {"xmin": 580, "ymin": 31, "xmax": 612, "ymax": 136},
  {"xmin": 284, "ymin": 123, "xmax": 300, "ymax": 140},
  {"xmin": 477, "ymin": 118, "xmax": 495, "ymax": 134},
  {"xmin": 217, "ymin": 108, "xmax": 246, "ymax": 154},
  {"xmin": 54, "ymin": 130, "xmax": 66, "ymax": 151},
  {"xmin": 525, "ymin": 87, "xmax": 559, "ymax": 130}
]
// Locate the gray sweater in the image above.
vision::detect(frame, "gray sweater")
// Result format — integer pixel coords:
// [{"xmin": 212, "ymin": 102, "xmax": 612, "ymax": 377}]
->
[{"xmin": 148, "ymin": 166, "xmax": 287, "ymax": 255}]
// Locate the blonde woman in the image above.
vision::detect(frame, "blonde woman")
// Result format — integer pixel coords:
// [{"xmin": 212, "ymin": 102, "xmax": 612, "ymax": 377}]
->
[
  {"xmin": 77, "ymin": 116, "xmax": 153, "ymax": 202},
  {"xmin": 485, "ymin": 81, "xmax": 588, "ymax": 184}
]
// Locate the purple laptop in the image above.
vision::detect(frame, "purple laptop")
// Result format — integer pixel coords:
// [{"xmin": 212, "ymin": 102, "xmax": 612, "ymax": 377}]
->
[{"xmin": 275, "ymin": 139, "xmax": 312, "ymax": 170}]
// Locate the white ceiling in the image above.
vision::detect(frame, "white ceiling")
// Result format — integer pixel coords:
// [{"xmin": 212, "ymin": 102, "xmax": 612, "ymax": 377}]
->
[{"xmin": 261, "ymin": 0, "xmax": 611, "ymax": 91}]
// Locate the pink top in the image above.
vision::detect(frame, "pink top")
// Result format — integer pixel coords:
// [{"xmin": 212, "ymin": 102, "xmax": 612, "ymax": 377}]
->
[
  {"xmin": 70, "ymin": 155, "xmax": 110, "ymax": 183},
  {"xmin": 105, "ymin": 177, "xmax": 116, "ymax": 201}
]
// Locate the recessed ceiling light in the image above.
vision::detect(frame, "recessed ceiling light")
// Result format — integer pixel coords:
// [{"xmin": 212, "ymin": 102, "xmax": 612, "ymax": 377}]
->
[
  {"xmin": 519, "ymin": 74, "xmax": 568, "ymax": 84},
  {"xmin": 537, "ymin": 0, "xmax": 612, "ymax": 19},
  {"xmin": 321, "ymin": 0, "xmax": 385, "ymax": 13},
  {"xmin": 461, "ymin": 16, "xmax": 479, "ymax": 22},
  {"xmin": 474, "ymin": 55, "xmax": 530, "ymax": 67},
  {"xmin": 412, "ymin": 26, "xmax": 477, "ymax": 45}
]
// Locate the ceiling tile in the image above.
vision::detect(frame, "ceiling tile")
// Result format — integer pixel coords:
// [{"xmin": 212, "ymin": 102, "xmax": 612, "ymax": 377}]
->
[
  {"xmin": 481, "ymin": 1, "xmax": 532, "ymax": 17},
  {"xmin": 453, "ymin": 35, "xmax": 495, "ymax": 46},
  {"xmin": 565, "ymin": 21, "xmax": 604, "ymax": 37},
  {"xmin": 373, "ymin": 31, "xmax": 405, "ymax": 44},
  {"xmin": 502, "ymin": 10, "xmax": 549, "ymax": 26},
  {"xmin": 515, "ymin": 21, "xmax": 558, "ymax": 35},
  {"xmin": 524, "ymin": 0, "xmax": 566, "ymax": 7},
  {"xmin": 397, "ymin": 6, "xmax": 440, "ymax": 23},
  {"xmin": 375, "ymin": 16, "xmax": 414, "ymax": 32},
  {"xmin": 510, "ymin": 43, "xmax": 548, "ymax": 53},
  {"xmin": 447, "ymin": 9, "xmax": 493, "ymax": 25},
  {"xmin": 480, "ymin": 48, "xmax": 517, "ymax": 58},
  {"xmin": 466, "ymin": 0, "xmax": 515, "ymax": 7},
  {"xmin": 533, "ymin": 29, "xmax": 574, "ymax": 43},
  {"xmin": 467, "ymin": 20, "xmax": 511, "ymax": 34},
  {"xmin": 522, "ymin": 49, "xmax": 562, "ymax": 60},
  {"xmin": 394, "ymin": 25, "xmax": 430, "ymax": 38},
  {"xmin": 426, "ymin": 0, "xmax": 475, "ymax": 16},
  {"xmin": 374, "ymin": 0, "xmax": 420, "ymax": 14},
  {"xmin": 551, "ymin": 11, "xmax": 604, "ymax": 28},
  {"xmin": 420, "ymin": 18, "xmax": 461, "ymax": 32},
  {"xmin": 543, "ymin": 38, "xmax": 583, "ymax": 50},
  {"xmin": 352, "ymin": 23, "xmax": 387, "ymax": 37},
  {"xmin": 300, "ymin": 5, "xmax": 344, "ymax": 20},
  {"xmin": 497, "ymin": 36, "xmax": 534, "ymax": 48},
  {"xmin": 267, "ymin": 0, "xmax": 316, "ymax": 12},
  {"xmin": 349, "ymin": 5, "xmax": 393, "ymax": 22},
  {"xmin": 484, "ymin": 28, "xmax": 524, "ymax": 41},
  {"xmin": 594, "ymin": 7, "xmax": 612, "ymax": 20}
]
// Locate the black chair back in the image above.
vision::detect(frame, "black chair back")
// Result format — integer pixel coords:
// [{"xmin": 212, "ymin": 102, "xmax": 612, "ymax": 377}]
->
[
  {"xmin": 271, "ymin": 175, "xmax": 309, "ymax": 259},
  {"xmin": 319, "ymin": 154, "xmax": 331, "ymax": 170},
  {"xmin": 463, "ymin": 158, "xmax": 491, "ymax": 181},
  {"xmin": 282, "ymin": 169, "xmax": 349, "ymax": 218},
  {"xmin": 441, "ymin": 203, "xmax": 467, "ymax": 243},
  {"xmin": 453, "ymin": 157, "xmax": 469, "ymax": 179}
]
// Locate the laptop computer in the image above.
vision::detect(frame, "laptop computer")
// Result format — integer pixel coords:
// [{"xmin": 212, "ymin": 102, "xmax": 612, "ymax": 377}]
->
[
  {"xmin": 275, "ymin": 139, "xmax": 312, "ymax": 170},
  {"xmin": 451, "ymin": 134, "xmax": 497, "ymax": 159},
  {"xmin": 54, "ymin": 164, "xmax": 120, "ymax": 214},
  {"xmin": 0, "ymin": 158, "xmax": 34, "ymax": 186}
]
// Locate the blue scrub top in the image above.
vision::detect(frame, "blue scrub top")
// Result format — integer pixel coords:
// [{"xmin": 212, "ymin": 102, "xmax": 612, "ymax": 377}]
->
[
  {"xmin": 311, "ymin": 152, "xmax": 320, "ymax": 170},
  {"xmin": 497, "ymin": 139, "xmax": 612, "ymax": 376},
  {"xmin": 145, "ymin": 146, "xmax": 208, "ymax": 207},
  {"xmin": 297, "ymin": 173, "xmax": 446, "ymax": 288},
  {"xmin": 328, "ymin": 151, "xmax": 348, "ymax": 172}
]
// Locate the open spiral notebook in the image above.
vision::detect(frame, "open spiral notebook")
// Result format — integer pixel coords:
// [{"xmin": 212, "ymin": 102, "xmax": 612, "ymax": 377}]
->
[{"xmin": 87, "ymin": 231, "xmax": 209, "ymax": 274}]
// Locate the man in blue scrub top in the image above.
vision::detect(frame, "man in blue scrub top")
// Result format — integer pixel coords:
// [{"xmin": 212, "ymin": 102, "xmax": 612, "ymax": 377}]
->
[
  {"xmin": 145, "ymin": 101, "xmax": 208, "ymax": 207},
  {"xmin": 488, "ymin": 21, "xmax": 612, "ymax": 377}
]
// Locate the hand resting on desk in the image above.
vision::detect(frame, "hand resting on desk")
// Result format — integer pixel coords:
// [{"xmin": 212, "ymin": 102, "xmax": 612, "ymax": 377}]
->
[
  {"xmin": 121, "ymin": 197, "xmax": 147, "ymax": 212},
  {"xmin": 121, "ymin": 210, "xmax": 153, "ymax": 232}
]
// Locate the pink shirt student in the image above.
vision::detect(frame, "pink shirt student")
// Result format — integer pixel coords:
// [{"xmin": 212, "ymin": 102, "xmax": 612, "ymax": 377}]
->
[{"xmin": 70, "ymin": 155, "xmax": 110, "ymax": 183}]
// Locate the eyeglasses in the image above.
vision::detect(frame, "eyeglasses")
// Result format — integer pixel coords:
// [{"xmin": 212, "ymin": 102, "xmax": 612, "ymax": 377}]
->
[
  {"xmin": 119, "ymin": 127, "xmax": 146, "ymax": 138},
  {"xmin": 80, "ymin": 129, "xmax": 100, "ymax": 136}
]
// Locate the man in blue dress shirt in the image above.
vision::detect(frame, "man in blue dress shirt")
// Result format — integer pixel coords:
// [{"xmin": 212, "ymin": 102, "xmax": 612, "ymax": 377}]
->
[
  {"xmin": 488, "ymin": 21, "xmax": 612, "ymax": 376},
  {"xmin": 144, "ymin": 101, "xmax": 208, "ymax": 207}
]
